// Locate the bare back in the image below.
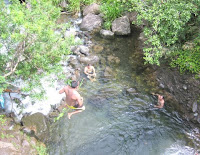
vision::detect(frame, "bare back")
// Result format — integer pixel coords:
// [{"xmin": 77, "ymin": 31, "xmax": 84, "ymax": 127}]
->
[{"xmin": 59, "ymin": 85, "xmax": 83, "ymax": 107}]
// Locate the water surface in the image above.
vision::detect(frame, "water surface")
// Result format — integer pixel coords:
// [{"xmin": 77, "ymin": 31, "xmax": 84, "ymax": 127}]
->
[{"xmin": 47, "ymin": 30, "xmax": 198, "ymax": 155}]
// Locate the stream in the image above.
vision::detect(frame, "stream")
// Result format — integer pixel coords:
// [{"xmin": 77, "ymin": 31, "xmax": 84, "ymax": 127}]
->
[{"xmin": 47, "ymin": 23, "xmax": 199, "ymax": 155}]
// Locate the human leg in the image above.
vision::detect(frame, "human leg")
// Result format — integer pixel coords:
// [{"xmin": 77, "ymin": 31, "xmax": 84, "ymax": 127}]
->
[{"xmin": 68, "ymin": 110, "xmax": 83, "ymax": 119}]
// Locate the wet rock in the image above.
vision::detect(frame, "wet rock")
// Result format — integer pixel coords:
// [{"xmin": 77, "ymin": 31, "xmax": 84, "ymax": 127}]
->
[
  {"xmin": 183, "ymin": 85, "xmax": 187, "ymax": 90},
  {"xmin": 112, "ymin": 16, "xmax": 131, "ymax": 35},
  {"xmin": 83, "ymin": 3, "xmax": 100, "ymax": 16},
  {"xmin": 100, "ymin": 29, "xmax": 114, "ymax": 39},
  {"xmin": 22, "ymin": 112, "xmax": 49, "ymax": 142},
  {"xmin": 79, "ymin": 45, "xmax": 90, "ymax": 56},
  {"xmin": 104, "ymin": 67, "xmax": 113, "ymax": 78},
  {"xmin": 107, "ymin": 55, "xmax": 120, "ymax": 64},
  {"xmin": 126, "ymin": 88, "xmax": 137, "ymax": 94},
  {"xmin": 68, "ymin": 56, "xmax": 80, "ymax": 68},
  {"xmin": 138, "ymin": 32, "xmax": 147, "ymax": 44},
  {"xmin": 64, "ymin": 29, "xmax": 76, "ymax": 38},
  {"xmin": 80, "ymin": 13, "xmax": 103, "ymax": 32},
  {"xmin": 21, "ymin": 127, "xmax": 35, "ymax": 137},
  {"xmin": 78, "ymin": 55, "xmax": 99, "ymax": 65},
  {"xmin": 159, "ymin": 83, "xmax": 165, "ymax": 89},
  {"xmin": 124, "ymin": 11, "xmax": 138, "ymax": 24},
  {"xmin": 71, "ymin": 68, "xmax": 81, "ymax": 81},
  {"xmin": 93, "ymin": 45, "xmax": 104, "ymax": 53},
  {"xmin": 192, "ymin": 101, "xmax": 198, "ymax": 113},
  {"xmin": 197, "ymin": 115, "xmax": 200, "ymax": 124}
]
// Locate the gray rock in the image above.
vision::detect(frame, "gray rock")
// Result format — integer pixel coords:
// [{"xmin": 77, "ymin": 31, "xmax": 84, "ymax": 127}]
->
[
  {"xmin": 93, "ymin": 45, "xmax": 104, "ymax": 53},
  {"xmin": 159, "ymin": 83, "xmax": 165, "ymax": 88},
  {"xmin": 83, "ymin": 3, "xmax": 100, "ymax": 16},
  {"xmin": 22, "ymin": 112, "xmax": 49, "ymax": 142},
  {"xmin": 126, "ymin": 88, "xmax": 137, "ymax": 94},
  {"xmin": 192, "ymin": 101, "xmax": 198, "ymax": 113},
  {"xmin": 80, "ymin": 13, "xmax": 103, "ymax": 32},
  {"xmin": 78, "ymin": 55, "xmax": 99, "ymax": 65},
  {"xmin": 112, "ymin": 16, "xmax": 131, "ymax": 35},
  {"xmin": 68, "ymin": 56, "xmax": 81, "ymax": 68},
  {"xmin": 107, "ymin": 55, "xmax": 120, "ymax": 64},
  {"xmin": 79, "ymin": 45, "xmax": 90, "ymax": 56},
  {"xmin": 124, "ymin": 11, "xmax": 137, "ymax": 24},
  {"xmin": 100, "ymin": 29, "xmax": 114, "ymax": 39},
  {"xmin": 104, "ymin": 67, "xmax": 113, "ymax": 78}
]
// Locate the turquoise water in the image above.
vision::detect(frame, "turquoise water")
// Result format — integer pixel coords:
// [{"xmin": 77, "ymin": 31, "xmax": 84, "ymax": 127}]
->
[{"xmin": 47, "ymin": 31, "xmax": 198, "ymax": 155}]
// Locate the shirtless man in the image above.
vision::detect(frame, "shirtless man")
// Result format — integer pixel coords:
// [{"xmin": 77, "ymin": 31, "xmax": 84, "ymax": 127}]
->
[
  {"xmin": 152, "ymin": 93, "xmax": 165, "ymax": 108},
  {"xmin": 59, "ymin": 81, "xmax": 85, "ymax": 119},
  {"xmin": 84, "ymin": 64, "xmax": 96, "ymax": 81}
]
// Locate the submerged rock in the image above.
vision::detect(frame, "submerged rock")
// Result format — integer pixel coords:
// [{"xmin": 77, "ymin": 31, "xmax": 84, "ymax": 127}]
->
[
  {"xmin": 104, "ymin": 67, "xmax": 114, "ymax": 78},
  {"xmin": 78, "ymin": 55, "xmax": 100, "ymax": 65},
  {"xmin": 100, "ymin": 29, "xmax": 114, "ymax": 39},
  {"xmin": 92, "ymin": 44, "xmax": 104, "ymax": 53}
]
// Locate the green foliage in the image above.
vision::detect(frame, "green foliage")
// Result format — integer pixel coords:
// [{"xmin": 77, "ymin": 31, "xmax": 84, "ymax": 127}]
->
[
  {"xmin": 54, "ymin": 108, "xmax": 69, "ymax": 121},
  {"xmin": 1, "ymin": 133, "xmax": 14, "ymax": 139},
  {"xmin": 33, "ymin": 143, "xmax": 47, "ymax": 155},
  {"xmin": 128, "ymin": 0, "xmax": 199, "ymax": 65},
  {"xmin": 0, "ymin": 0, "xmax": 78, "ymax": 96},
  {"xmin": 67, "ymin": 0, "xmax": 96, "ymax": 13},
  {"xmin": 0, "ymin": 115, "xmax": 6, "ymax": 125},
  {"xmin": 170, "ymin": 37, "xmax": 200, "ymax": 74},
  {"xmin": 100, "ymin": 0, "xmax": 126, "ymax": 29}
]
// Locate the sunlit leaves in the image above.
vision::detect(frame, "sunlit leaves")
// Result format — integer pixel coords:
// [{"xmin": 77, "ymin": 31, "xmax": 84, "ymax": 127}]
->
[{"xmin": 0, "ymin": 0, "xmax": 77, "ymax": 96}]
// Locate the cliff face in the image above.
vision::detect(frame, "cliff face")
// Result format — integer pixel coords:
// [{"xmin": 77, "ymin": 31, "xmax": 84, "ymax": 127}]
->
[{"xmin": 153, "ymin": 63, "xmax": 200, "ymax": 127}]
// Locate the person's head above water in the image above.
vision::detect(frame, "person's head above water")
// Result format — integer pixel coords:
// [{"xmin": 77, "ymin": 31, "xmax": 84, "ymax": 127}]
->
[{"xmin": 71, "ymin": 81, "xmax": 79, "ymax": 88}]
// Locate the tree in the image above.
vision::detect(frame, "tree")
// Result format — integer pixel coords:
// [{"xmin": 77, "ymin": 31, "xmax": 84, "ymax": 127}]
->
[
  {"xmin": 0, "ymin": 0, "xmax": 77, "ymax": 95},
  {"xmin": 129, "ymin": 0, "xmax": 199, "ymax": 66}
]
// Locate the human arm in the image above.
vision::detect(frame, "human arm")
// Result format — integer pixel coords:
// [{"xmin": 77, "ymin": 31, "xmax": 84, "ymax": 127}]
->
[
  {"xmin": 154, "ymin": 103, "xmax": 164, "ymax": 108},
  {"xmin": 92, "ymin": 66, "xmax": 96, "ymax": 74},
  {"xmin": 154, "ymin": 99, "xmax": 164, "ymax": 108},
  {"xmin": 76, "ymin": 96, "xmax": 83, "ymax": 108},
  {"xmin": 84, "ymin": 67, "xmax": 89, "ymax": 75},
  {"xmin": 59, "ymin": 86, "xmax": 68, "ymax": 94}
]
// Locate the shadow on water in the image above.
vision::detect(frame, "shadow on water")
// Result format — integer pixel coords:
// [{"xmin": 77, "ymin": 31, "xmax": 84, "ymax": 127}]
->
[{"xmin": 47, "ymin": 29, "xmax": 198, "ymax": 155}]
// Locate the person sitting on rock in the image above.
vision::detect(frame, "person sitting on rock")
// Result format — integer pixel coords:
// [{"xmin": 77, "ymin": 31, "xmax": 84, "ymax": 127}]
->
[
  {"xmin": 84, "ymin": 64, "xmax": 96, "ymax": 82},
  {"xmin": 151, "ymin": 93, "xmax": 165, "ymax": 108}
]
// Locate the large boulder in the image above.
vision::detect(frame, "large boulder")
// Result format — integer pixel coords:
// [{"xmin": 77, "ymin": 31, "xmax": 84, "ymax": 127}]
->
[
  {"xmin": 78, "ymin": 55, "xmax": 100, "ymax": 65},
  {"xmin": 80, "ymin": 13, "xmax": 103, "ymax": 32},
  {"xmin": 112, "ymin": 16, "xmax": 131, "ymax": 35},
  {"xmin": 22, "ymin": 112, "xmax": 49, "ymax": 142},
  {"xmin": 83, "ymin": 3, "xmax": 100, "ymax": 16}
]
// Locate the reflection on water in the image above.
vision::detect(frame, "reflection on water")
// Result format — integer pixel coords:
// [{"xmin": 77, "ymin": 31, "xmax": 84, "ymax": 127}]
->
[{"xmin": 47, "ymin": 30, "xmax": 198, "ymax": 155}]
